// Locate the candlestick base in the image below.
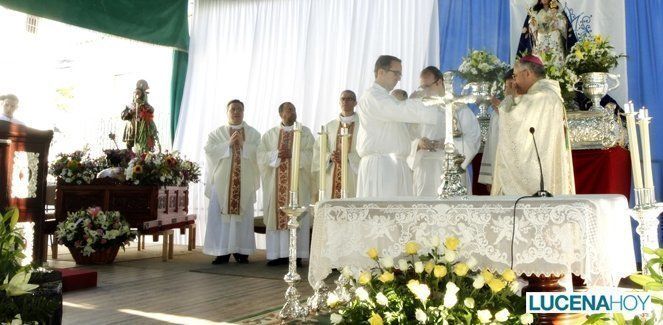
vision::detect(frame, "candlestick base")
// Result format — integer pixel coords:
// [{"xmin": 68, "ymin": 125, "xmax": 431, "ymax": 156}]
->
[
  {"xmin": 438, "ymin": 143, "xmax": 467, "ymax": 198},
  {"xmin": 278, "ymin": 191, "xmax": 309, "ymax": 321}
]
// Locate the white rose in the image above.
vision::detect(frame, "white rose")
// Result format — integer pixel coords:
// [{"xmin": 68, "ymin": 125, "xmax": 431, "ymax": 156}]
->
[
  {"xmin": 519, "ymin": 313, "xmax": 534, "ymax": 324},
  {"xmin": 477, "ymin": 309, "xmax": 492, "ymax": 323},
  {"xmin": 355, "ymin": 287, "xmax": 370, "ymax": 301},
  {"xmin": 446, "ymin": 281, "xmax": 460, "ymax": 295},
  {"xmin": 330, "ymin": 313, "xmax": 343, "ymax": 324},
  {"xmin": 464, "ymin": 297, "xmax": 475, "ymax": 309},
  {"xmin": 495, "ymin": 308, "xmax": 510, "ymax": 322},
  {"xmin": 380, "ymin": 256, "xmax": 394, "ymax": 269},
  {"xmin": 510, "ymin": 280, "xmax": 521, "ymax": 295},
  {"xmin": 445, "ymin": 250, "xmax": 457, "ymax": 263},
  {"xmin": 414, "ymin": 261, "xmax": 424, "ymax": 274},
  {"xmin": 443, "ymin": 292, "xmax": 458, "ymax": 308},
  {"xmin": 473, "ymin": 275, "xmax": 485, "ymax": 289},
  {"xmin": 398, "ymin": 259, "xmax": 409, "ymax": 271},
  {"xmin": 326, "ymin": 292, "xmax": 340, "ymax": 307},
  {"xmin": 341, "ymin": 266, "xmax": 354, "ymax": 278},
  {"xmin": 415, "ymin": 309, "xmax": 427, "ymax": 323},
  {"xmin": 376, "ymin": 292, "xmax": 389, "ymax": 306}
]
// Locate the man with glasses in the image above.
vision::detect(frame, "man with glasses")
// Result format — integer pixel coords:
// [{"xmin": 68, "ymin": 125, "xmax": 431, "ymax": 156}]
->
[
  {"xmin": 408, "ymin": 66, "xmax": 481, "ymax": 196},
  {"xmin": 312, "ymin": 90, "xmax": 360, "ymax": 200},
  {"xmin": 355, "ymin": 55, "xmax": 440, "ymax": 198},
  {"xmin": 491, "ymin": 55, "xmax": 575, "ymax": 195}
]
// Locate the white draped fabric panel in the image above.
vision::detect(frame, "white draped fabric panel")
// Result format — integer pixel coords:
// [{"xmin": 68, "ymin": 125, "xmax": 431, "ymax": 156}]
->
[{"xmin": 174, "ymin": 0, "xmax": 440, "ymax": 245}]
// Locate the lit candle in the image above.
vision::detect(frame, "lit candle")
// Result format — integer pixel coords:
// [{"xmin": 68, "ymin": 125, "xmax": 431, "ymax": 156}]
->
[
  {"xmin": 624, "ymin": 101, "xmax": 643, "ymax": 189},
  {"xmin": 638, "ymin": 107, "xmax": 654, "ymax": 190},
  {"xmin": 340, "ymin": 125, "xmax": 349, "ymax": 198},
  {"xmin": 444, "ymin": 103, "xmax": 453, "ymax": 145},
  {"xmin": 290, "ymin": 122, "xmax": 301, "ymax": 193},
  {"xmin": 318, "ymin": 125, "xmax": 327, "ymax": 197}
]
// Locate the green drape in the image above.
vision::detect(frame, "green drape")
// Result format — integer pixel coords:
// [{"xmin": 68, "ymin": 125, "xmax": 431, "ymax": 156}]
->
[
  {"xmin": 170, "ymin": 50, "xmax": 188, "ymax": 140},
  {"xmin": 0, "ymin": 0, "xmax": 189, "ymax": 51},
  {"xmin": 0, "ymin": 0, "xmax": 190, "ymax": 142}
]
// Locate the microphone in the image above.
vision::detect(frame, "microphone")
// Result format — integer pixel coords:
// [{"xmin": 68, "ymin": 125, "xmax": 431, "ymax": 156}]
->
[{"xmin": 530, "ymin": 127, "xmax": 552, "ymax": 197}]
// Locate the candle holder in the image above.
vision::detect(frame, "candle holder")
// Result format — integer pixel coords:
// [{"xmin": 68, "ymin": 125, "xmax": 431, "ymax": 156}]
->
[
  {"xmin": 438, "ymin": 143, "xmax": 467, "ymax": 198},
  {"xmin": 278, "ymin": 191, "xmax": 310, "ymax": 321},
  {"xmin": 632, "ymin": 187, "xmax": 661, "ymax": 274}
]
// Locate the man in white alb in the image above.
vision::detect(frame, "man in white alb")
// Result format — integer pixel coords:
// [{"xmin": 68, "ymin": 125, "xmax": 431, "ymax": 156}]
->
[
  {"xmin": 312, "ymin": 90, "xmax": 360, "ymax": 200},
  {"xmin": 408, "ymin": 66, "xmax": 481, "ymax": 196},
  {"xmin": 258, "ymin": 102, "xmax": 314, "ymax": 266},
  {"xmin": 203, "ymin": 99, "xmax": 261, "ymax": 264},
  {"xmin": 355, "ymin": 55, "xmax": 440, "ymax": 198}
]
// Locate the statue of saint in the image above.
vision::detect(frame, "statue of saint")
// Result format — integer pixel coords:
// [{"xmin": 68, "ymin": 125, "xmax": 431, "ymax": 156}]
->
[{"xmin": 121, "ymin": 79, "xmax": 159, "ymax": 152}]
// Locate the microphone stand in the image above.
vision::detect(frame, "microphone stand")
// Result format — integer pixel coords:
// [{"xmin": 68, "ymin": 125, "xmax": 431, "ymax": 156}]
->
[{"xmin": 529, "ymin": 127, "xmax": 552, "ymax": 197}]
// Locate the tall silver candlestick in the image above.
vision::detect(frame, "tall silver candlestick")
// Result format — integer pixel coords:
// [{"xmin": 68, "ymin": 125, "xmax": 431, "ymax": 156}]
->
[{"xmin": 278, "ymin": 191, "xmax": 309, "ymax": 321}]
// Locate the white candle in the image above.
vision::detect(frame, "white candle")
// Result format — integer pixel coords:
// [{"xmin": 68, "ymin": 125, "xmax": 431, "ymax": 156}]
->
[
  {"xmin": 444, "ymin": 103, "xmax": 453, "ymax": 145},
  {"xmin": 638, "ymin": 107, "xmax": 654, "ymax": 190},
  {"xmin": 290, "ymin": 122, "xmax": 301, "ymax": 193},
  {"xmin": 319, "ymin": 125, "xmax": 327, "ymax": 196},
  {"xmin": 340, "ymin": 125, "xmax": 349, "ymax": 198},
  {"xmin": 624, "ymin": 102, "xmax": 643, "ymax": 189}
]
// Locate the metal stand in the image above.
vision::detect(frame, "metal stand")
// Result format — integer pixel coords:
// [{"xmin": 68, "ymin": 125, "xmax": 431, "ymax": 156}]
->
[
  {"xmin": 439, "ymin": 142, "xmax": 467, "ymax": 198},
  {"xmin": 278, "ymin": 191, "xmax": 309, "ymax": 321},
  {"xmin": 307, "ymin": 189, "xmax": 330, "ymax": 315},
  {"xmin": 632, "ymin": 187, "xmax": 662, "ymax": 274}
]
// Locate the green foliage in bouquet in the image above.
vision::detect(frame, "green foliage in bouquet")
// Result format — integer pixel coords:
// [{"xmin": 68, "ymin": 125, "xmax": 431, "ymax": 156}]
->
[
  {"xmin": 125, "ymin": 151, "xmax": 201, "ymax": 186},
  {"xmin": 49, "ymin": 149, "xmax": 107, "ymax": 184},
  {"xmin": 327, "ymin": 237, "xmax": 533, "ymax": 324},
  {"xmin": 538, "ymin": 50, "xmax": 580, "ymax": 105},
  {"xmin": 565, "ymin": 34, "xmax": 626, "ymax": 75},
  {"xmin": 56, "ymin": 207, "xmax": 137, "ymax": 256},
  {"xmin": 457, "ymin": 50, "xmax": 510, "ymax": 84}
]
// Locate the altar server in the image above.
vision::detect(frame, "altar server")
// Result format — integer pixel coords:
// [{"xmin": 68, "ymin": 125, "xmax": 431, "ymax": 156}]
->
[{"xmin": 355, "ymin": 55, "xmax": 439, "ymax": 198}]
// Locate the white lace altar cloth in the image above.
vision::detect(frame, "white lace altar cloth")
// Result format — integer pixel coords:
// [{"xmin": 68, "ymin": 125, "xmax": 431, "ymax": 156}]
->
[{"xmin": 308, "ymin": 195, "xmax": 636, "ymax": 288}]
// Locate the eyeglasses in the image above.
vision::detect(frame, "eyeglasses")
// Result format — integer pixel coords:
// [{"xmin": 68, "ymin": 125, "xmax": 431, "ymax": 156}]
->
[
  {"xmin": 388, "ymin": 70, "xmax": 402, "ymax": 77},
  {"xmin": 340, "ymin": 97, "xmax": 356, "ymax": 101}
]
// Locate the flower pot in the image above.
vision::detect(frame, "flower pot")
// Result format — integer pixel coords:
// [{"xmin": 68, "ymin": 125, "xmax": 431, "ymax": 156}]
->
[{"xmin": 67, "ymin": 245, "xmax": 120, "ymax": 265}]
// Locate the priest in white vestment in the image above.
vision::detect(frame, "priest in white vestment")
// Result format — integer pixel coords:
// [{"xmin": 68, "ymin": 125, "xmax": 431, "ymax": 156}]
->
[
  {"xmin": 312, "ymin": 90, "xmax": 360, "ymax": 200},
  {"xmin": 258, "ymin": 102, "xmax": 314, "ymax": 266},
  {"xmin": 479, "ymin": 69, "xmax": 514, "ymax": 191},
  {"xmin": 492, "ymin": 55, "xmax": 575, "ymax": 196},
  {"xmin": 408, "ymin": 66, "xmax": 481, "ymax": 196},
  {"xmin": 203, "ymin": 100, "xmax": 261, "ymax": 264},
  {"xmin": 356, "ymin": 55, "xmax": 440, "ymax": 198}
]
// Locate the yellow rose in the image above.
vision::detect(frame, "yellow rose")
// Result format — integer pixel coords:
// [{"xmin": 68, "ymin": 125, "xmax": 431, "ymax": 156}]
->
[
  {"xmin": 575, "ymin": 50, "xmax": 584, "ymax": 60},
  {"xmin": 487, "ymin": 278, "xmax": 507, "ymax": 293},
  {"xmin": 404, "ymin": 241, "xmax": 420, "ymax": 255},
  {"xmin": 594, "ymin": 34, "xmax": 604, "ymax": 44},
  {"xmin": 378, "ymin": 271, "xmax": 394, "ymax": 283},
  {"xmin": 368, "ymin": 312, "xmax": 384, "ymax": 325},
  {"xmin": 502, "ymin": 269, "xmax": 517, "ymax": 282},
  {"xmin": 424, "ymin": 261, "xmax": 435, "ymax": 274},
  {"xmin": 444, "ymin": 236, "xmax": 460, "ymax": 251},
  {"xmin": 433, "ymin": 265, "xmax": 447, "ymax": 278},
  {"xmin": 453, "ymin": 263, "xmax": 469, "ymax": 276},
  {"xmin": 481, "ymin": 269, "xmax": 494, "ymax": 282},
  {"xmin": 358, "ymin": 271, "xmax": 372, "ymax": 285},
  {"xmin": 367, "ymin": 247, "xmax": 379, "ymax": 260}
]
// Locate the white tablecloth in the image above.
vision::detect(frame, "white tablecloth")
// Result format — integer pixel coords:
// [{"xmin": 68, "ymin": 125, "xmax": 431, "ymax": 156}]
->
[{"xmin": 309, "ymin": 195, "xmax": 636, "ymax": 288}]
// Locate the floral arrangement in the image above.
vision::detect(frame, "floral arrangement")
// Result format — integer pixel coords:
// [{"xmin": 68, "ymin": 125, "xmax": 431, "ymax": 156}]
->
[
  {"xmin": 327, "ymin": 236, "xmax": 532, "ymax": 324},
  {"xmin": 48, "ymin": 150, "xmax": 107, "ymax": 184},
  {"xmin": 457, "ymin": 50, "xmax": 510, "ymax": 84},
  {"xmin": 125, "ymin": 151, "xmax": 201, "ymax": 186},
  {"xmin": 55, "ymin": 207, "xmax": 137, "ymax": 256},
  {"xmin": 565, "ymin": 34, "xmax": 626, "ymax": 75},
  {"xmin": 538, "ymin": 50, "xmax": 580, "ymax": 105}
]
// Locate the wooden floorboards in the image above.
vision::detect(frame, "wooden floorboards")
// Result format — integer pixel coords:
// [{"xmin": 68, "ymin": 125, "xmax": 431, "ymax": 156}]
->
[{"xmin": 49, "ymin": 243, "xmax": 315, "ymax": 324}]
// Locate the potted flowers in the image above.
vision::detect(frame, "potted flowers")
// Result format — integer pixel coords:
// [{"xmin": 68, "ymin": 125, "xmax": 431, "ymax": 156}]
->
[
  {"xmin": 55, "ymin": 207, "xmax": 137, "ymax": 264},
  {"xmin": 327, "ymin": 237, "xmax": 532, "ymax": 324},
  {"xmin": 457, "ymin": 50, "xmax": 510, "ymax": 84}
]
